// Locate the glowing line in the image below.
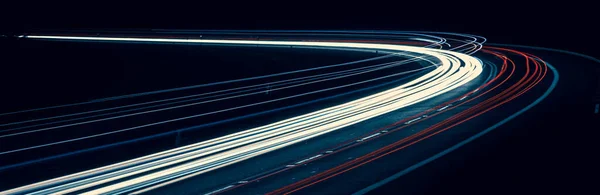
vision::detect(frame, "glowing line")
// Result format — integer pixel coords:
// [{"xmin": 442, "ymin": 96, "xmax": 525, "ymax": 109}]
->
[
  {"xmin": 1, "ymin": 34, "xmax": 482, "ymax": 195},
  {"xmin": 354, "ymin": 59, "xmax": 558, "ymax": 195}
]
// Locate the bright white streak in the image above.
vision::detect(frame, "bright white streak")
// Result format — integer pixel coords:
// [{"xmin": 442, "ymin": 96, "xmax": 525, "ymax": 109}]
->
[
  {"xmin": 1, "ymin": 35, "xmax": 482, "ymax": 195},
  {"xmin": 85, "ymin": 50, "xmax": 479, "ymax": 195}
]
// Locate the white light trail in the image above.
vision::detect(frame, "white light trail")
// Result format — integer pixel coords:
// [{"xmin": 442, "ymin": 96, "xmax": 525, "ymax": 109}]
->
[{"xmin": 0, "ymin": 34, "xmax": 482, "ymax": 195}]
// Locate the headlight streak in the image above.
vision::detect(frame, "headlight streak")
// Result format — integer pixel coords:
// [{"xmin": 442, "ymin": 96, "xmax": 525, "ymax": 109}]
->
[
  {"xmin": 7, "ymin": 65, "xmax": 437, "ymax": 194},
  {"xmin": 203, "ymin": 42, "xmax": 508, "ymax": 195},
  {"xmin": 0, "ymin": 37, "xmax": 463, "ymax": 151},
  {"xmin": 137, "ymin": 41, "xmax": 486, "ymax": 195},
  {"xmin": 143, "ymin": 58, "xmax": 501, "ymax": 195},
  {"xmin": 0, "ymin": 35, "xmax": 480, "ymax": 156},
  {"xmin": 0, "ymin": 38, "xmax": 477, "ymax": 138},
  {"xmin": 0, "ymin": 32, "xmax": 483, "ymax": 195},
  {"xmin": 267, "ymin": 47, "xmax": 553, "ymax": 195},
  {"xmin": 83, "ymin": 46, "xmax": 481, "ymax": 195}
]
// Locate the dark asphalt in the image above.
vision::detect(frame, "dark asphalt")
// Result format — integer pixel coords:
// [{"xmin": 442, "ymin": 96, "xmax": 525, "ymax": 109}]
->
[
  {"xmin": 0, "ymin": 39, "xmax": 424, "ymax": 191},
  {"xmin": 3, "ymin": 39, "xmax": 594, "ymax": 195},
  {"xmin": 361, "ymin": 47, "xmax": 599, "ymax": 195},
  {"xmin": 144, "ymin": 53, "xmax": 493, "ymax": 194}
]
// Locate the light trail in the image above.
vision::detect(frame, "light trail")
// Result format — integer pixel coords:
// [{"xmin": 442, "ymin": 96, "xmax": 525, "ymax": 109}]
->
[
  {"xmin": 0, "ymin": 32, "xmax": 482, "ymax": 194},
  {"xmin": 267, "ymin": 47, "xmax": 554, "ymax": 195},
  {"xmin": 0, "ymin": 38, "xmax": 456, "ymax": 155},
  {"xmin": 0, "ymin": 33, "xmax": 476, "ymax": 139},
  {"xmin": 203, "ymin": 40, "xmax": 507, "ymax": 195},
  {"xmin": 0, "ymin": 42, "xmax": 482, "ymax": 170},
  {"xmin": 353, "ymin": 45, "xmax": 562, "ymax": 195},
  {"xmin": 0, "ymin": 35, "xmax": 479, "ymax": 155}
]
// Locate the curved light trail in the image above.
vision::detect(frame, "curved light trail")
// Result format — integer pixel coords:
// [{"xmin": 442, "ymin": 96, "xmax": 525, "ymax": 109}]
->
[
  {"xmin": 20, "ymin": 31, "xmax": 594, "ymax": 195},
  {"xmin": 267, "ymin": 47, "xmax": 549, "ymax": 194},
  {"xmin": 184, "ymin": 35, "xmax": 563, "ymax": 195}
]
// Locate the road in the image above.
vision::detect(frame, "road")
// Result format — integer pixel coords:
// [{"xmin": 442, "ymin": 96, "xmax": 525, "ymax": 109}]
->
[
  {"xmin": 360, "ymin": 45, "xmax": 600, "ymax": 195},
  {"xmin": 1, "ymin": 31, "xmax": 583, "ymax": 195}
]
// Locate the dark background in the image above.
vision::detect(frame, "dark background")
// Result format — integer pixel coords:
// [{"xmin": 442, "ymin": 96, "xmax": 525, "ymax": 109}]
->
[{"xmin": 2, "ymin": 3, "xmax": 599, "ymax": 194}]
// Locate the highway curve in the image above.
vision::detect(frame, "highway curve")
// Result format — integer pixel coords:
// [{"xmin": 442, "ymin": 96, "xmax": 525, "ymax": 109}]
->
[{"xmin": 1, "ymin": 31, "xmax": 588, "ymax": 195}]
